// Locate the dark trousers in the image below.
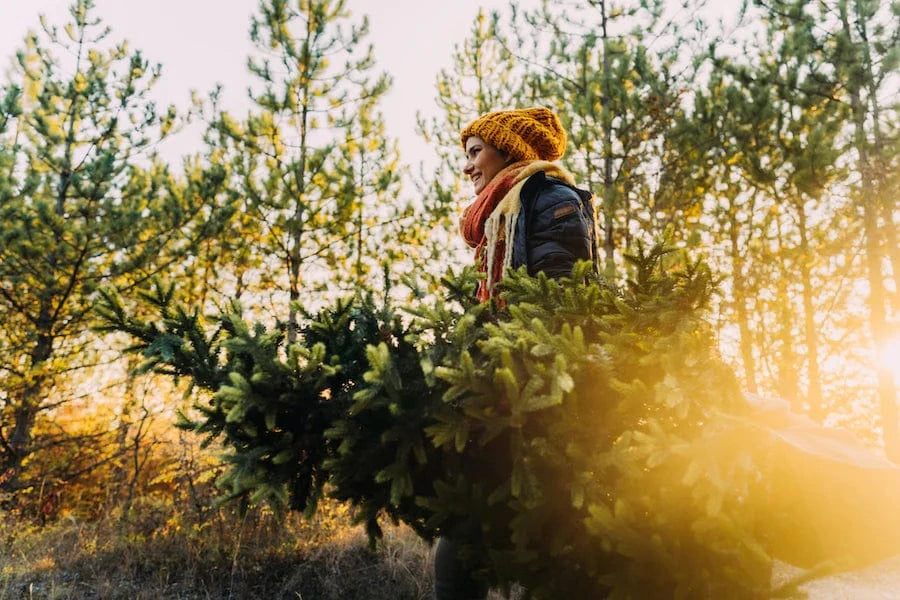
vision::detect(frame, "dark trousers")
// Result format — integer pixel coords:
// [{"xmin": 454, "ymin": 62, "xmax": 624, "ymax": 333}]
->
[{"xmin": 433, "ymin": 537, "xmax": 489, "ymax": 600}]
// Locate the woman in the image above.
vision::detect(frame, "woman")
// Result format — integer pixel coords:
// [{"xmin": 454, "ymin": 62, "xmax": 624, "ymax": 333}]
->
[
  {"xmin": 434, "ymin": 107, "xmax": 597, "ymax": 600},
  {"xmin": 458, "ymin": 106, "xmax": 597, "ymax": 303}
]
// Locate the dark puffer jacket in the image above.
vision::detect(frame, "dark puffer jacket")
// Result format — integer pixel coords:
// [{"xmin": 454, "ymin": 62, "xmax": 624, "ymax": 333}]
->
[{"xmin": 510, "ymin": 171, "xmax": 598, "ymax": 278}]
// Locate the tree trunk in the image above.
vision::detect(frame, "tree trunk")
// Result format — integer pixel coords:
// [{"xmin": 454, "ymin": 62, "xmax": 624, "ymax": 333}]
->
[
  {"xmin": 862, "ymin": 188, "xmax": 897, "ymax": 457},
  {"xmin": 727, "ymin": 201, "xmax": 758, "ymax": 393},
  {"xmin": 600, "ymin": 0, "xmax": 616, "ymax": 278},
  {"xmin": 774, "ymin": 217, "xmax": 800, "ymax": 408},
  {"xmin": 880, "ymin": 197, "xmax": 900, "ymax": 312},
  {"xmin": 840, "ymin": 0, "xmax": 897, "ymax": 460},
  {"xmin": 856, "ymin": 3, "xmax": 900, "ymax": 308},
  {"xmin": 3, "ymin": 321, "xmax": 53, "ymax": 491},
  {"xmin": 797, "ymin": 203, "xmax": 823, "ymax": 419}
]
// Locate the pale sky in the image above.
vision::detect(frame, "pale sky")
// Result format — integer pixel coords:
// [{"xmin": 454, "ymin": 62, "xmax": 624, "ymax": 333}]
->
[
  {"xmin": 0, "ymin": 0, "xmax": 743, "ymax": 173},
  {"xmin": 0, "ymin": 0, "xmax": 537, "ymax": 171}
]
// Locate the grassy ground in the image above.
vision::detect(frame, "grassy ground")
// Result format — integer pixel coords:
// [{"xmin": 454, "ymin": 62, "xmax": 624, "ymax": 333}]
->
[
  {"xmin": 6, "ymin": 496, "xmax": 898, "ymax": 599},
  {"xmin": 1, "ymin": 499, "xmax": 440, "ymax": 600}
]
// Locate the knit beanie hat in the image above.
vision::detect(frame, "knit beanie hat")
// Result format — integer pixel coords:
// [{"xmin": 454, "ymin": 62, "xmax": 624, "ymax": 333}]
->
[{"xmin": 460, "ymin": 107, "xmax": 567, "ymax": 162}]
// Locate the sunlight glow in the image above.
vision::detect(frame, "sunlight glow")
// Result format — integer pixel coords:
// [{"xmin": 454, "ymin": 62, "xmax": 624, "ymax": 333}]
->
[{"xmin": 877, "ymin": 335, "xmax": 900, "ymax": 383}]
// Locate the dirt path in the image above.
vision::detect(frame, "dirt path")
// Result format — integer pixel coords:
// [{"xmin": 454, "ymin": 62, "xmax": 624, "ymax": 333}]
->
[{"xmin": 778, "ymin": 556, "xmax": 900, "ymax": 599}]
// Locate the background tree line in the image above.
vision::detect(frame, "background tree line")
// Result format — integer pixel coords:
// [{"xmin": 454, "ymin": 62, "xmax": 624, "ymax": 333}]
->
[
  {"xmin": 0, "ymin": 0, "xmax": 896, "ymax": 522},
  {"xmin": 424, "ymin": 0, "xmax": 897, "ymax": 450}
]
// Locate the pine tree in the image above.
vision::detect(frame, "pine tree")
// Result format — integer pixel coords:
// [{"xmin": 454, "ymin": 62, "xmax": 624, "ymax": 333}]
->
[
  {"xmin": 667, "ymin": 64, "xmax": 767, "ymax": 393},
  {"xmin": 512, "ymin": 0, "xmax": 704, "ymax": 280},
  {"xmin": 703, "ymin": 0, "xmax": 898, "ymax": 445},
  {"xmin": 100, "ymin": 244, "xmax": 795, "ymax": 598},
  {"xmin": 416, "ymin": 8, "xmax": 524, "ymax": 169},
  {"xmin": 331, "ymin": 96, "xmax": 404, "ymax": 293},
  {"xmin": 0, "ymin": 0, "xmax": 229, "ymax": 492},
  {"xmin": 202, "ymin": 0, "xmax": 408, "ymax": 335},
  {"xmin": 412, "ymin": 8, "xmax": 528, "ymax": 284},
  {"xmin": 822, "ymin": 0, "xmax": 899, "ymax": 455},
  {"xmin": 691, "ymin": 14, "xmax": 848, "ymax": 417}
]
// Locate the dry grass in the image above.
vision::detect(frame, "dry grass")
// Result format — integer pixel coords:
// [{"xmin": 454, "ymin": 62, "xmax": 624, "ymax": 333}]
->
[
  {"xmin": 0, "ymin": 498, "xmax": 436, "ymax": 600},
  {"xmin": 10, "ymin": 496, "xmax": 900, "ymax": 599},
  {"xmin": 0, "ymin": 497, "xmax": 527, "ymax": 600}
]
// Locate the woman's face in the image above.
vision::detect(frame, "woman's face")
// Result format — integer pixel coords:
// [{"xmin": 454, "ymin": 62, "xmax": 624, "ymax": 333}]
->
[{"xmin": 463, "ymin": 136, "xmax": 511, "ymax": 195}]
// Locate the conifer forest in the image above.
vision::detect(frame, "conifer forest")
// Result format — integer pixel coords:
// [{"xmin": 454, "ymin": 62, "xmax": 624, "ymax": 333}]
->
[{"xmin": 0, "ymin": 0, "xmax": 897, "ymax": 598}]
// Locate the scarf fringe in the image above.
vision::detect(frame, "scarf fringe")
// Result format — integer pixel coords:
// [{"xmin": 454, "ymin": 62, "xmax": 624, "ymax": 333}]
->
[{"xmin": 482, "ymin": 161, "xmax": 576, "ymax": 293}]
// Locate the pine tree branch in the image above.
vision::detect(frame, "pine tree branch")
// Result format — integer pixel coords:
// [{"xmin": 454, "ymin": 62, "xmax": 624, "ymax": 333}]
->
[
  {"xmin": 0, "ymin": 285, "xmax": 38, "ymax": 326},
  {"xmin": 298, "ymin": 213, "xmax": 418, "ymax": 263}
]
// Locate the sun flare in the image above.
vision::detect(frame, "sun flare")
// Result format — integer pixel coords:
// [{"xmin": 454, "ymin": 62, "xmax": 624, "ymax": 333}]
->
[{"xmin": 877, "ymin": 335, "xmax": 900, "ymax": 382}]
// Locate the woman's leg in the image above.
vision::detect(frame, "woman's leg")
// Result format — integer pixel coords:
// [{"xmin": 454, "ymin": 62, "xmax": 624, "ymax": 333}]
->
[{"xmin": 433, "ymin": 537, "xmax": 489, "ymax": 600}]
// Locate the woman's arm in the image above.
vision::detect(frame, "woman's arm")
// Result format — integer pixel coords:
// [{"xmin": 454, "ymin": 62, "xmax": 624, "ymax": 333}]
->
[{"xmin": 523, "ymin": 178, "xmax": 596, "ymax": 279}]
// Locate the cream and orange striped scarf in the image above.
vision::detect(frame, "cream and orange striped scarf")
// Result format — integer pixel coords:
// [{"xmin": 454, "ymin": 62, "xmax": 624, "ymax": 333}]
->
[{"xmin": 460, "ymin": 160, "xmax": 577, "ymax": 302}]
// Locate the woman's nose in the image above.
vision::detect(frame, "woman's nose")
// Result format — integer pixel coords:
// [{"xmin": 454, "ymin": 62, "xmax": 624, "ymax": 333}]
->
[{"xmin": 463, "ymin": 160, "xmax": 474, "ymax": 175}]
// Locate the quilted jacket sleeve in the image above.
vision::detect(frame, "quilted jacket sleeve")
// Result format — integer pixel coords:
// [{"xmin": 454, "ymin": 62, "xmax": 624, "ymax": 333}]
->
[{"xmin": 520, "ymin": 174, "xmax": 596, "ymax": 279}]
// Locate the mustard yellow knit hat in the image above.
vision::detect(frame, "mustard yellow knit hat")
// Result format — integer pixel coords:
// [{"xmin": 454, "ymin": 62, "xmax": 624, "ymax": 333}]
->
[{"xmin": 460, "ymin": 107, "xmax": 567, "ymax": 162}]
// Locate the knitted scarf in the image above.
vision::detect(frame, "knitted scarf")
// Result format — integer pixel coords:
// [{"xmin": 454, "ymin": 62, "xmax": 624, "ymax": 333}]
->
[{"xmin": 460, "ymin": 160, "xmax": 577, "ymax": 302}]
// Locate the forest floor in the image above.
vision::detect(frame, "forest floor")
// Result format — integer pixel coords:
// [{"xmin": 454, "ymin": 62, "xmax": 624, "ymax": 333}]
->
[
  {"xmin": 2, "ymin": 499, "xmax": 900, "ymax": 599},
  {"xmin": 777, "ymin": 556, "xmax": 900, "ymax": 599}
]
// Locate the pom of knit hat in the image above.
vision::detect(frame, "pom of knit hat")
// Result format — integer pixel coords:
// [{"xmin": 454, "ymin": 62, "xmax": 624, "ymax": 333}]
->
[{"xmin": 460, "ymin": 107, "xmax": 566, "ymax": 162}]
